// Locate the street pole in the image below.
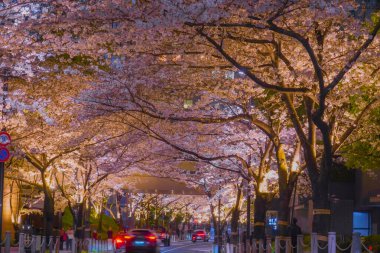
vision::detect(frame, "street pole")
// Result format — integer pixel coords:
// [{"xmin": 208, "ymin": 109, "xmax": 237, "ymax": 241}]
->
[
  {"xmin": 0, "ymin": 161, "xmax": 4, "ymax": 251},
  {"xmin": 0, "ymin": 68, "xmax": 10, "ymax": 251},
  {"xmin": 218, "ymin": 186, "xmax": 221, "ymax": 253},
  {"xmin": 290, "ymin": 178, "xmax": 298, "ymax": 222},
  {"xmin": 247, "ymin": 193, "xmax": 251, "ymax": 239}
]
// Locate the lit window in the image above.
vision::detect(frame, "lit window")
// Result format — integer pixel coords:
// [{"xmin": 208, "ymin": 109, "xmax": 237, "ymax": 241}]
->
[{"xmin": 353, "ymin": 212, "xmax": 371, "ymax": 236}]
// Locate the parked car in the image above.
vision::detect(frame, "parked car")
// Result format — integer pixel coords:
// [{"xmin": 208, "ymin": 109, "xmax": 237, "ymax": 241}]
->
[
  {"xmin": 191, "ymin": 230, "xmax": 209, "ymax": 242},
  {"xmin": 115, "ymin": 229, "xmax": 159, "ymax": 253}
]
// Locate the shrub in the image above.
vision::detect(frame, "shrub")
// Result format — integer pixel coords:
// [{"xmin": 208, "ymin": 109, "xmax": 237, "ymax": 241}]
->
[{"xmin": 363, "ymin": 235, "xmax": 380, "ymax": 253}]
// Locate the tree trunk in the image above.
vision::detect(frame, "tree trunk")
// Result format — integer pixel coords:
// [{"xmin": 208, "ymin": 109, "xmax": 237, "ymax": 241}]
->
[
  {"xmin": 275, "ymin": 144, "xmax": 293, "ymax": 236},
  {"xmin": 312, "ymin": 160, "xmax": 331, "ymax": 235},
  {"xmin": 230, "ymin": 187, "xmax": 242, "ymax": 245},
  {"xmin": 43, "ymin": 190, "xmax": 55, "ymax": 238},
  {"xmin": 277, "ymin": 178, "xmax": 297, "ymax": 236},
  {"xmin": 311, "ymin": 123, "xmax": 333, "ymax": 236},
  {"xmin": 75, "ymin": 202, "xmax": 85, "ymax": 239},
  {"xmin": 230, "ymin": 206, "xmax": 240, "ymax": 245},
  {"xmin": 253, "ymin": 192, "xmax": 267, "ymax": 240}
]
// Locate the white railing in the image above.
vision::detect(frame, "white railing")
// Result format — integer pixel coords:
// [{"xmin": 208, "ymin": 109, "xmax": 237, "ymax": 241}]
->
[
  {"xmin": 0, "ymin": 231, "xmax": 11, "ymax": 253},
  {"xmin": 244, "ymin": 232, "xmax": 372, "ymax": 253}
]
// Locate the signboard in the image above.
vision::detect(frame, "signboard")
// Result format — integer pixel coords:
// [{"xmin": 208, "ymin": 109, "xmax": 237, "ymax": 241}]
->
[
  {"xmin": 0, "ymin": 131, "xmax": 10, "ymax": 162},
  {"xmin": 0, "ymin": 132, "xmax": 11, "ymax": 146},
  {"xmin": 0, "ymin": 147, "xmax": 10, "ymax": 162}
]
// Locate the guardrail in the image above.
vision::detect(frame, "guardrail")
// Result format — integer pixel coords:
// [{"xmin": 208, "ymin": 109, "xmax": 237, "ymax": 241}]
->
[{"xmin": 217, "ymin": 232, "xmax": 371, "ymax": 253}]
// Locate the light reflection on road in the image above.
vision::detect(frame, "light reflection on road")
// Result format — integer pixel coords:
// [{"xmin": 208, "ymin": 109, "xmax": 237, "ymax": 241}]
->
[{"xmin": 160, "ymin": 241, "xmax": 212, "ymax": 253}]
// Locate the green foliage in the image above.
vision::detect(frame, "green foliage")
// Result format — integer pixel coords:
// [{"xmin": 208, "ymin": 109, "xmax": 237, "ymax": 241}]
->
[
  {"xmin": 41, "ymin": 53, "xmax": 110, "ymax": 74},
  {"xmin": 62, "ymin": 207, "xmax": 73, "ymax": 229},
  {"xmin": 92, "ymin": 214, "xmax": 119, "ymax": 239},
  {"xmin": 342, "ymin": 99, "xmax": 380, "ymax": 171},
  {"xmin": 62, "ymin": 207, "xmax": 119, "ymax": 237},
  {"xmin": 369, "ymin": 106, "xmax": 380, "ymax": 126},
  {"xmin": 342, "ymin": 141, "xmax": 380, "ymax": 170},
  {"xmin": 370, "ymin": 11, "xmax": 380, "ymax": 27},
  {"xmin": 363, "ymin": 235, "xmax": 380, "ymax": 253},
  {"xmin": 341, "ymin": 107, "xmax": 380, "ymax": 171}
]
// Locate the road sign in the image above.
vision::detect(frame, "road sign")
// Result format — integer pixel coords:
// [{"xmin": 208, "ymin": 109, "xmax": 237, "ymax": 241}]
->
[
  {"xmin": 0, "ymin": 147, "xmax": 9, "ymax": 162},
  {"xmin": 0, "ymin": 132, "xmax": 11, "ymax": 146}
]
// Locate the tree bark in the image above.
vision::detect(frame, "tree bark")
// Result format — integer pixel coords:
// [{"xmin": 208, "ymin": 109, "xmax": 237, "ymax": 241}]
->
[
  {"xmin": 230, "ymin": 187, "xmax": 242, "ymax": 245},
  {"xmin": 253, "ymin": 192, "xmax": 267, "ymax": 240},
  {"xmin": 311, "ymin": 116, "xmax": 333, "ymax": 236},
  {"xmin": 75, "ymin": 202, "xmax": 85, "ymax": 239},
  {"xmin": 43, "ymin": 189, "xmax": 55, "ymax": 238}
]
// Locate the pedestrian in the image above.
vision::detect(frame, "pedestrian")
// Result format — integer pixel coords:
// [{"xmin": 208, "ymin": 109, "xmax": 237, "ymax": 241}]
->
[
  {"xmin": 225, "ymin": 230, "xmax": 230, "ymax": 244},
  {"xmin": 92, "ymin": 229, "xmax": 98, "ymax": 240},
  {"xmin": 289, "ymin": 218, "xmax": 302, "ymax": 253},
  {"xmin": 107, "ymin": 227, "xmax": 113, "ymax": 250},
  {"xmin": 59, "ymin": 229, "xmax": 66, "ymax": 250},
  {"xmin": 66, "ymin": 227, "xmax": 74, "ymax": 251}
]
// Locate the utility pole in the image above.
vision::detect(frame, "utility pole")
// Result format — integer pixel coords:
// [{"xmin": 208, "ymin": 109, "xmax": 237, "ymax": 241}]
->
[
  {"xmin": 218, "ymin": 183, "xmax": 221, "ymax": 253},
  {"xmin": 247, "ymin": 187, "xmax": 251, "ymax": 238},
  {"xmin": 246, "ymin": 185, "xmax": 252, "ymax": 253},
  {"xmin": 0, "ymin": 68, "xmax": 11, "ymax": 250},
  {"xmin": 0, "ymin": 153, "xmax": 4, "ymax": 252}
]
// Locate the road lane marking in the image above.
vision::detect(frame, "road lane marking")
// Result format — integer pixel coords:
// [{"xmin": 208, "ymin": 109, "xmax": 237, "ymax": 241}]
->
[
  {"xmin": 161, "ymin": 243, "xmax": 211, "ymax": 253},
  {"xmin": 161, "ymin": 243, "xmax": 193, "ymax": 252}
]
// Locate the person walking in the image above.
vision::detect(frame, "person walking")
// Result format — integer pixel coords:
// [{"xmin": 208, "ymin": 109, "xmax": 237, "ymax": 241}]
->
[
  {"xmin": 107, "ymin": 227, "xmax": 113, "ymax": 250},
  {"xmin": 225, "ymin": 230, "xmax": 230, "ymax": 244},
  {"xmin": 289, "ymin": 218, "xmax": 302, "ymax": 253},
  {"xmin": 59, "ymin": 229, "xmax": 67, "ymax": 250},
  {"xmin": 92, "ymin": 230, "xmax": 98, "ymax": 240},
  {"xmin": 66, "ymin": 228, "xmax": 74, "ymax": 251}
]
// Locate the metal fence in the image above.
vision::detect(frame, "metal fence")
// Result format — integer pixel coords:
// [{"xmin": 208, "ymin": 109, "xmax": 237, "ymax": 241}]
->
[
  {"xmin": 0, "ymin": 231, "xmax": 373, "ymax": 253},
  {"xmin": 216, "ymin": 232, "xmax": 372, "ymax": 253},
  {"xmin": 0, "ymin": 232, "xmax": 116, "ymax": 253}
]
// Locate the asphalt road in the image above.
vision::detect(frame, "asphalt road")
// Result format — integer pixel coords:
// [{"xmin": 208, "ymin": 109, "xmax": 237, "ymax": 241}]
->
[{"xmin": 160, "ymin": 241, "xmax": 212, "ymax": 253}]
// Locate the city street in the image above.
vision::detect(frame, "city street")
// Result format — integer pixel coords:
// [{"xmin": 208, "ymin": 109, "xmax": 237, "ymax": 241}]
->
[
  {"xmin": 0, "ymin": 2, "xmax": 378, "ymax": 252},
  {"xmin": 160, "ymin": 241, "xmax": 212, "ymax": 253}
]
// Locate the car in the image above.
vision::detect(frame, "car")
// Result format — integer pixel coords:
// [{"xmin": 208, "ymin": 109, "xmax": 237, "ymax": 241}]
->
[
  {"xmin": 191, "ymin": 230, "xmax": 209, "ymax": 242},
  {"xmin": 155, "ymin": 227, "xmax": 170, "ymax": 247},
  {"xmin": 114, "ymin": 232, "xmax": 129, "ymax": 253},
  {"xmin": 119, "ymin": 229, "xmax": 159, "ymax": 253}
]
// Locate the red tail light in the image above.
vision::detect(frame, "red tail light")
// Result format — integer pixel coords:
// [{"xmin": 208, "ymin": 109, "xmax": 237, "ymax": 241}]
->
[
  {"xmin": 115, "ymin": 238, "xmax": 123, "ymax": 244},
  {"xmin": 124, "ymin": 235, "xmax": 134, "ymax": 240},
  {"xmin": 145, "ymin": 235, "xmax": 156, "ymax": 241},
  {"xmin": 114, "ymin": 237, "xmax": 124, "ymax": 249}
]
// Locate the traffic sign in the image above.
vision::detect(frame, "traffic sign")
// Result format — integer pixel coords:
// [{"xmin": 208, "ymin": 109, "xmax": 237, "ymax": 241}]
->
[
  {"xmin": 0, "ymin": 132, "xmax": 11, "ymax": 146},
  {"xmin": 0, "ymin": 147, "xmax": 10, "ymax": 162}
]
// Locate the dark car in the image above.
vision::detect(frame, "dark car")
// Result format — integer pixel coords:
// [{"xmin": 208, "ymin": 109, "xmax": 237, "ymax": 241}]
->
[
  {"xmin": 120, "ymin": 229, "xmax": 159, "ymax": 253},
  {"xmin": 114, "ymin": 229, "xmax": 159, "ymax": 253},
  {"xmin": 191, "ymin": 230, "xmax": 209, "ymax": 242},
  {"xmin": 155, "ymin": 227, "xmax": 170, "ymax": 247}
]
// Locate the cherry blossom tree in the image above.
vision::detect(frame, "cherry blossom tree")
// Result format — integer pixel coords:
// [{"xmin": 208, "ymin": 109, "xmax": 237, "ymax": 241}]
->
[
  {"xmin": 82, "ymin": 0, "xmax": 378, "ymax": 236},
  {"xmin": 0, "ymin": 0, "xmax": 378, "ymax": 240}
]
